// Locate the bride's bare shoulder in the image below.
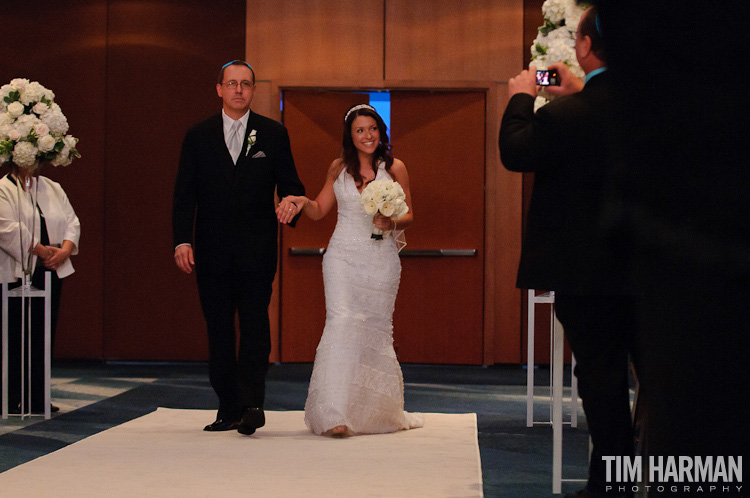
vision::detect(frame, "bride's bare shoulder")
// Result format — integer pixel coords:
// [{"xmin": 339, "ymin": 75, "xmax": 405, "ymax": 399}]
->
[
  {"xmin": 390, "ymin": 158, "xmax": 407, "ymax": 173},
  {"xmin": 327, "ymin": 158, "xmax": 346, "ymax": 179}
]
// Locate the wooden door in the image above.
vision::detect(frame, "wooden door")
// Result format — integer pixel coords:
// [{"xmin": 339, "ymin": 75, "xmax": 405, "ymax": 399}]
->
[
  {"xmin": 280, "ymin": 89, "xmax": 485, "ymax": 364},
  {"xmin": 390, "ymin": 91, "xmax": 485, "ymax": 364},
  {"xmin": 280, "ymin": 90, "xmax": 365, "ymax": 362}
]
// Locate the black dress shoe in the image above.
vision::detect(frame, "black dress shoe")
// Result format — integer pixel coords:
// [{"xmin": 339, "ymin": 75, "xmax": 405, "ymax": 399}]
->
[
  {"xmin": 203, "ymin": 418, "xmax": 240, "ymax": 432},
  {"xmin": 237, "ymin": 407, "xmax": 265, "ymax": 435}
]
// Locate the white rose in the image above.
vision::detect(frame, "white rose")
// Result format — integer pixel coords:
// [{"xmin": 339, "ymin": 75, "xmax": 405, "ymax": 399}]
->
[
  {"xmin": 43, "ymin": 88, "xmax": 55, "ymax": 101},
  {"xmin": 362, "ymin": 200, "xmax": 378, "ymax": 215},
  {"xmin": 380, "ymin": 201, "xmax": 395, "ymax": 217},
  {"xmin": 0, "ymin": 123, "xmax": 11, "ymax": 138},
  {"xmin": 50, "ymin": 144, "xmax": 73, "ymax": 167},
  {"xmin": 33, "ymin": 102, "xmax": 49, "ymax": 115},
  {"xmin": 41, "ymin": 108, "xmax": 69, "ymax": 135},
  {"xmin": 394, "ymin": 203, "xmax": 409, "ymax": 220},
  {"xmin": 13, "ymin": 115, "xmax": 36, "ymax": 138},
  {"xmin": 37, "ymin": 134, "xmax": 56, "ymax": 153},
  {"xmin": 566, "ymin": 11, "xmax": 583, "ymax": 32},
  {"xmin": 63, "ymin": 134, "xmax": 78, "ymax": 148},
  {"xmin": 546, "ymin": 43, "xmax": 575, "ymax": 65},
  {"xmin": 547, "ymin": 26, "xmax": 572, "ymax": 44},
  {"xmin": 564, "ymin": 0, "xmax": 583, "ymax": 20},
  {"xmin": 34, "ymin": 122, "xmax": 50, "ymax": 137},
  {"xmin": 7, "ymin": 101, "xmax": 24, "ymax": 118},
  {"xmin": 12, "ymin": 141, "xmax": 38, "ymax": 168},
  {"xmin": 10, "ymin": 78, "xmax": 30, "ymax": 91},
  {"xmin": 542, "ymin": 0, "xmax": 566, "ymax": 25},
  {"xmin": 7, "ymin": 129, "xmax": 21, "ymax": 141},
  {"xmin": 532, "ymin": 33, "xmax": 548, "ymax": 50},
  {"xmin": 20, "ymin": 82, "xmax": 46, "ymax": 106}
]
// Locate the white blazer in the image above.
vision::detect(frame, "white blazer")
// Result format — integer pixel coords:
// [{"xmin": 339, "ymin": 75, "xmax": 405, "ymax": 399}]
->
[{"xmin": 0, "ymin": 174, "xmax": 81, "ymax": 283}]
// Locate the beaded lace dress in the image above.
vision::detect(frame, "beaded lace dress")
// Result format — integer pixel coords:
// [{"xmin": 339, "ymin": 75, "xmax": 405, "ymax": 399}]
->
[{"xmin": 304, "ymin": 163, "xmax": 424, "ymax": 436}]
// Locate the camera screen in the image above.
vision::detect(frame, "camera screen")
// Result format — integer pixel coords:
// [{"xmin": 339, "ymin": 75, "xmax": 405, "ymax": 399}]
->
[{"xmin": 536, "ymin": 69, "xmax": 559, "ymax": 86}]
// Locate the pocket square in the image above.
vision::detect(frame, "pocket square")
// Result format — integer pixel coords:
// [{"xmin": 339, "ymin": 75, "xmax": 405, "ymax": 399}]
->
[{"xmin": 252, "ymin": 151, "xmax": 266, "ymax": 159}]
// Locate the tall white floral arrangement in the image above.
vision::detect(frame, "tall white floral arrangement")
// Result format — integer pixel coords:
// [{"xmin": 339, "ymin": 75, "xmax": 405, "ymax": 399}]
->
[
  {"xmin": 530, "ymin": 0, "xmax": 589, "ymax": 110},
  {"xmin": 0, "ymin": 78, "xmax": 80, "ymax": 169}
]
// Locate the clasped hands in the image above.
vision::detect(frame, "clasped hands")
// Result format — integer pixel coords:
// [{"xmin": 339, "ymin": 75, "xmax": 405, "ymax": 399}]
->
[
  {"xmin": 276, "ymin": 195, "xmax": 306, "ymax": 225},
  {"xmin": 33, "ymin": 243, "xmax": 70, "ymax": 271}
]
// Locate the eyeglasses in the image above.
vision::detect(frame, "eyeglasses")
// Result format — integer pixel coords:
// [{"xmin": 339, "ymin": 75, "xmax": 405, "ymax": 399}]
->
[{"xmin": 222, "ymin": 80, "xmax": 254, "ymax": 91}]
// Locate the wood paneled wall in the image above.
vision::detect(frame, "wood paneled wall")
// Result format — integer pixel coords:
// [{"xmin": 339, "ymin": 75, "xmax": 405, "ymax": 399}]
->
[
  {"xmin": 102, "ymin": 0, "xmax": 246, "ymax": 361},
  {"xmin": 3, "ymin": 0, "xmax": 532, "ymax": 365},
  {"xmin": 246, "ymin": 0, "xmax": 525, "ymax": 364},
  {"xmin": 384, "ymin": 1, "xmax": 522, "ymax": 82},
  {"xmin": 2, "ymin": 0, "xmax": 245, "ymax": 362},
  {"xmin": 2, "ymin": 0, "xmax": 108, "ymax": 359}
]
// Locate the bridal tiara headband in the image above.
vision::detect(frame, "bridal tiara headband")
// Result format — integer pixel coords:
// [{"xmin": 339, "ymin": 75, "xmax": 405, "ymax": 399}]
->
[{"xmin": 344, "ymin": 104, "xmax": 376, "ymax": 123}]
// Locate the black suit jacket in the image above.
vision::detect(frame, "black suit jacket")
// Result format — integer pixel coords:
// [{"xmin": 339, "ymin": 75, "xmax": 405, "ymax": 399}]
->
[
  {"xmin": 499, "ymin": 73, "xmax": 627, "ymax": 294},
  {"xmin": 173, "ymin": 111, "xmax": 305, "ymax": 275}
]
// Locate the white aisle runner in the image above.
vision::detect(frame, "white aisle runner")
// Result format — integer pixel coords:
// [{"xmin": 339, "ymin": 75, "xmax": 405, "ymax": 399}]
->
[{"xmin": 0, "ymin": 408, "xmax": 483, "ymax": 497}]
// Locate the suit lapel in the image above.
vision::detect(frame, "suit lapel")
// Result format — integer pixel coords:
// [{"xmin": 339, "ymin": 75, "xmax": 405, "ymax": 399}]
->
[{"xmin": 240, "ymin": 111, "xmax": 260, "ymax": 162}]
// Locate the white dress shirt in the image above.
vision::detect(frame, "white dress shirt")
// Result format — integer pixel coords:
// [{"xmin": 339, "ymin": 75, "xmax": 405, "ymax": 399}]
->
[{"xmin": 222, "ymin": 109, "xmax": 250, "ymax": 165}]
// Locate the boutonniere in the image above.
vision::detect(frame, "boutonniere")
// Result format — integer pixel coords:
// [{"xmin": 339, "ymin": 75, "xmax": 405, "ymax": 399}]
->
[{"xmin": 245, "ymin": 129, "xmax": 257, "ymax": 156}]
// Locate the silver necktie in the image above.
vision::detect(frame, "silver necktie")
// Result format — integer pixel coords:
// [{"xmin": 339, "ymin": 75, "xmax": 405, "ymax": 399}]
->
[{"xmin": 228, "ymin": 121, "xmax": 242, "ymax": 163}]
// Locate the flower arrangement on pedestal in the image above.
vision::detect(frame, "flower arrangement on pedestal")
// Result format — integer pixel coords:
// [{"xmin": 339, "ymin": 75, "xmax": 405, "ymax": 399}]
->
[
  {"xmin": 0, "ymin": 78, "xmax": 80, "ymax": 170},
  {"xmin": 530, "ymin": 0, "xmax": 589, "ymax": 110}
]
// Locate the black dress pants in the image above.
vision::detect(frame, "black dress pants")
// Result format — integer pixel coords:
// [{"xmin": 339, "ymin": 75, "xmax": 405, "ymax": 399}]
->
[
  {"xmin": 554, "ymin": 293, "xmax": 637, "ymax": 495},
  {"xmin": 196, "ymin": 269, "xmax": 274, "ymax": 420},
  {"xmin": 1, "ymin": 268, "xmax": 63, "ymax": 413}
]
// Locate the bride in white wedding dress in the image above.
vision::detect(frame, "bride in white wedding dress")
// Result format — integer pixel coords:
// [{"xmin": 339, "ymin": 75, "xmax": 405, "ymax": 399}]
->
[{"xmin": 277, "ymin": 104, "xmax": 423, "ymax": 437}]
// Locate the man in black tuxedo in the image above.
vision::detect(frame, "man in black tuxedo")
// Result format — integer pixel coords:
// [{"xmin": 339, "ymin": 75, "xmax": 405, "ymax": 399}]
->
[
  {"xmin": 499, "ymin": 7, "xmax": 634, "ymax": 498},
  {"xmin": 173, "ymin": 60, "xmax": 304, "ymax": 434}
]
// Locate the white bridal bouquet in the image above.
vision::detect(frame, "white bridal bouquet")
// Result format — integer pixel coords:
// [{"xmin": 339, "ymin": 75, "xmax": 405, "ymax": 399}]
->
[
  {"xmin": 0, "ymin": 78, "xmax": 80, "ymax": 169},
  {"xmin": 360, "ymin": 179, "xmax": 409, "ymax": 240},
  {"xmin": 530, "ymin": 0, "xmax": 589, "ymax": 110}
]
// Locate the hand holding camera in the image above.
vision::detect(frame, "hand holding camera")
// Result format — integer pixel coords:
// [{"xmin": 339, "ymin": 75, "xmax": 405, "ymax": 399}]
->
[
  {"xmin": 542, "ymin": 62, "xmax": 584, "ymax": 97},
  {"xmin": 508, "ymin": 65, "xmax": 540, "ymax": 98}
]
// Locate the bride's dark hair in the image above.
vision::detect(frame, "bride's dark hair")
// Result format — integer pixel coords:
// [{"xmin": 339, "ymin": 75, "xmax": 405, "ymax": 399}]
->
[{"xmin": 341, "ymin": 105, "xmax": 394, "ymax": 189}]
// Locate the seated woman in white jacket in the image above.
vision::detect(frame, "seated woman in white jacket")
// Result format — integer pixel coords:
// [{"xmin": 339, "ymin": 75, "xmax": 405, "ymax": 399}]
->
[{"xmin": 0, "ymin": 163, "xmax": 80, "ymax": 414}]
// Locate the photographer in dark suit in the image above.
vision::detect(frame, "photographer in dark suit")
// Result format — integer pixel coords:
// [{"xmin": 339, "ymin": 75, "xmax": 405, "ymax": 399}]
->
[
  {"xmin": 173, "ymin": 60, "xmax": 304, "ymax": 434},
  {"xmin": 499, "ymin": 7, "xmax": 634, "ymax": 498}
]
